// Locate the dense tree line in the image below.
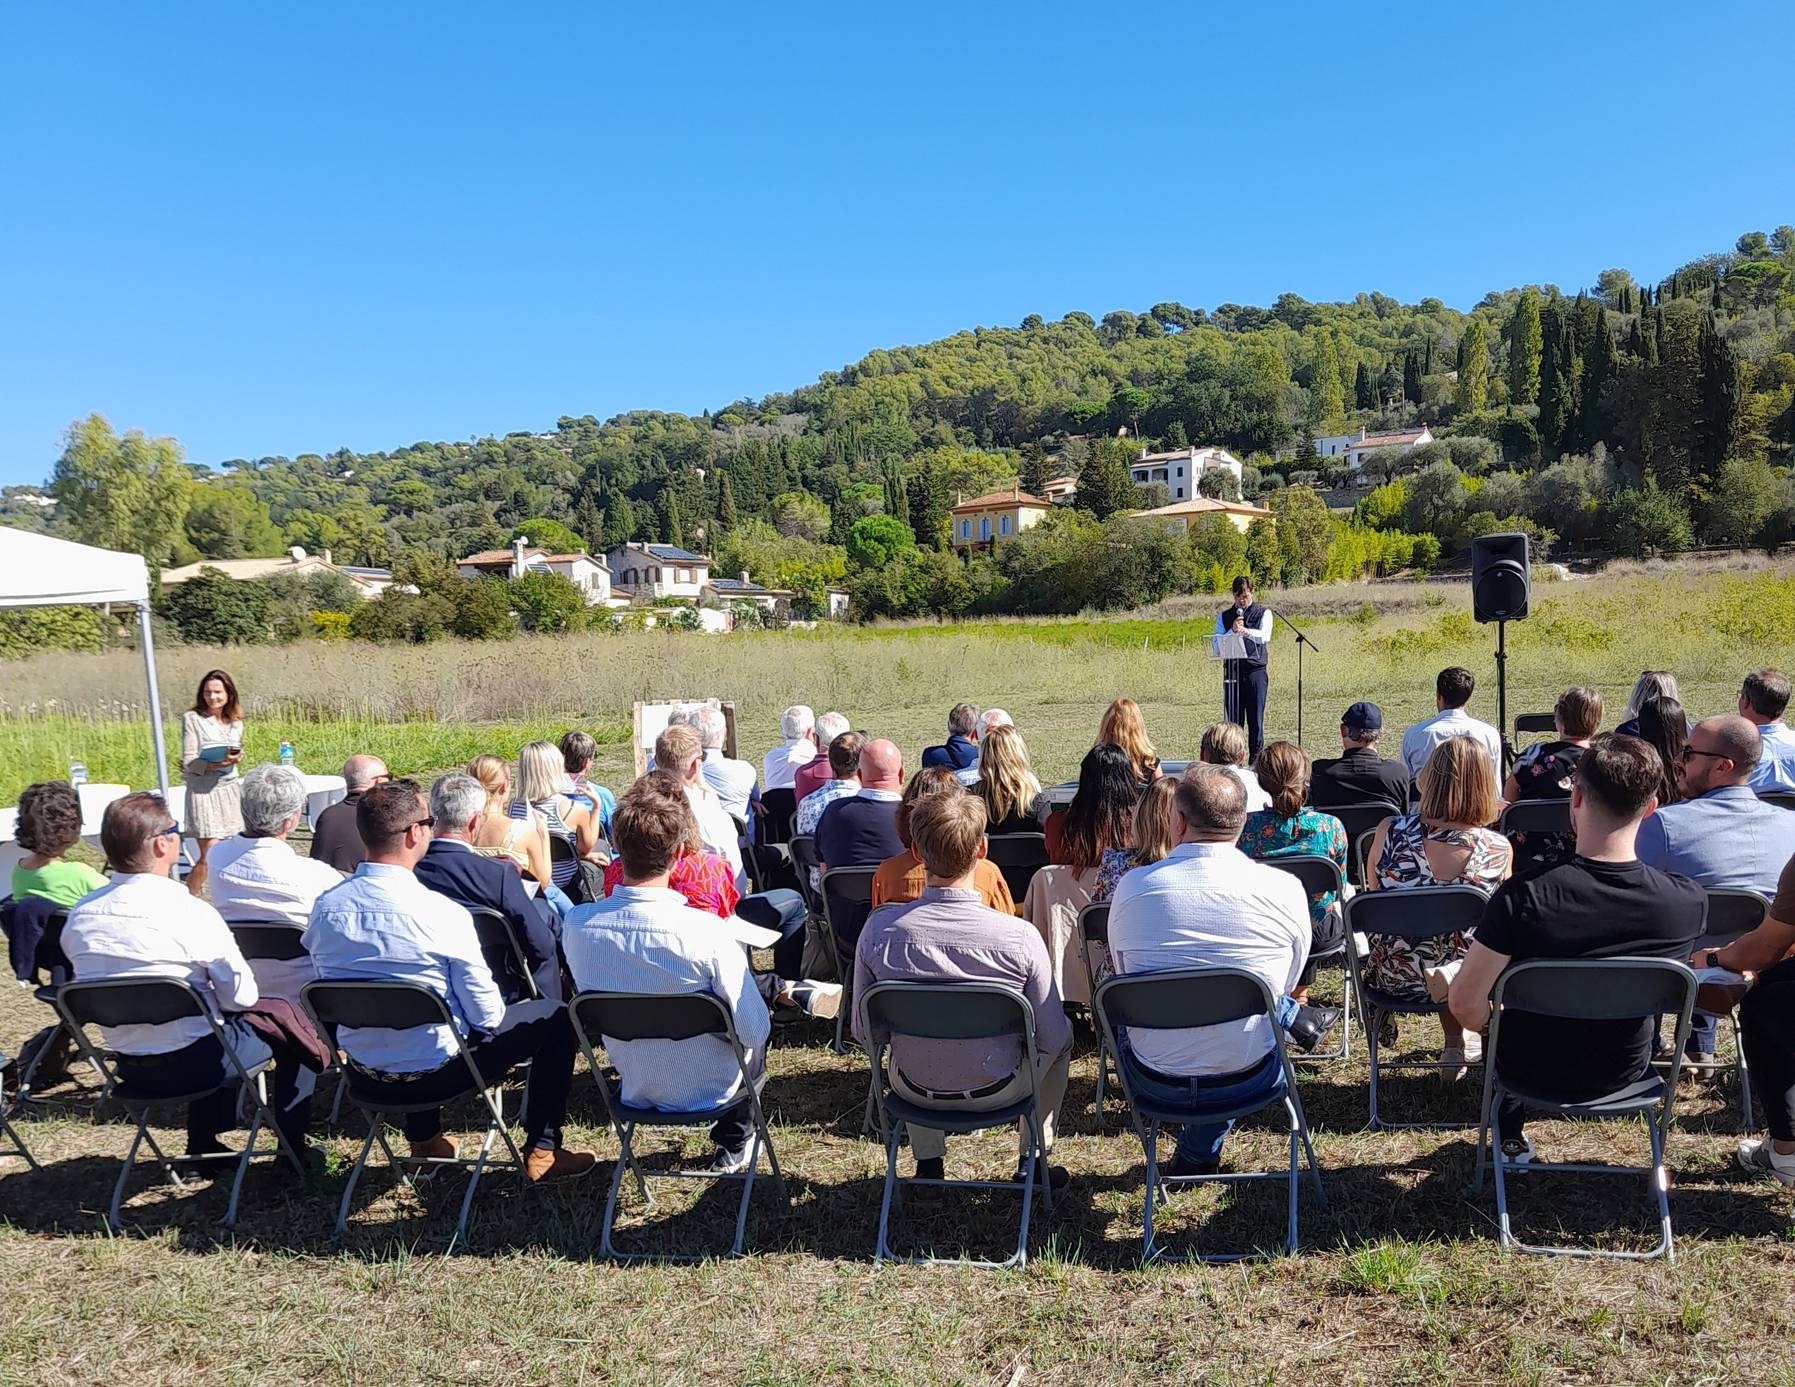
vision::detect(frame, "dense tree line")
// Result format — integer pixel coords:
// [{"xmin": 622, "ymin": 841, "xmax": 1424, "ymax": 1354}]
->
[{"xmin": 11, "ymin": 227, "xmax": 1793, "ymax": 636}]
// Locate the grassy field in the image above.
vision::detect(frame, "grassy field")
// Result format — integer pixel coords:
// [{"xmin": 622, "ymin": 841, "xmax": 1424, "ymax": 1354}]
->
[{"xmin": 6, "ymin": 557, "xmax": 1795, "ymax": 1384}]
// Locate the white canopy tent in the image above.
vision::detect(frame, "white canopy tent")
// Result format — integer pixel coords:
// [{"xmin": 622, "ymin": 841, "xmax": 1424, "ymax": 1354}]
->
[{"xmin": 0, "ymin": 529, "xmax": 171, "ymax": 802}]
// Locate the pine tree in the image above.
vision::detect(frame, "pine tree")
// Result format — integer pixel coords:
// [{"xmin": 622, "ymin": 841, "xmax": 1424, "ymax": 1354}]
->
[
  {"xmin": 1161, "ymin": 419, "xmax": 1189, "ymax": 450},
  {"xmin": 716, "ymin": 472, "xmax": 737, "ymax": 532},
  {"xmin": 573, "ymin": 493, "xmax": 604, "ymax": 552},
  {"xmin": 1354, "ymin": 361, "xmax": 1375, "ymax": 409},
  {"xmin": 1505, "ymin": 287, "xmax": 1543, "ymax": 406},
  {"xmin": 1454, "ymin": 316, "xmax": 1488, "ymax": 414},
  {"xmin": 1018, "ymin": 441, "xmax": 1051, "ymax": 496},
  {"xmin": 1078, "ymin": 439, "xmax": 1136, "ymax": 520}
]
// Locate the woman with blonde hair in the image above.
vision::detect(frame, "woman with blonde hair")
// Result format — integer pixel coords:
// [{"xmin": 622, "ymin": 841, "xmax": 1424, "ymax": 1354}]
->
[
  {"xmin": 512, "ymin": 740, "xmax": 601, "ymax": 895},
  {"xmin": 1362, "ymin": 734, "xmax": 1512, "ymax": 1077},
  {"xmin": 1098, "ymin": 696, "xmax": 1161, "ymax": 792},
  {"xmin": 1616, "ymin": 670, "xmax": 1681, "ymax": 737},
  {"xmin": 468, "ymin": 753, "xmax": 559, "ymax": 894},
  {"xmin": 975, "ymin": 723, "xmax": 1049, "ymax": 835},
  {"xmin": 1092, "ymin": 775, "xmax": 1177, "ymax": 903}
]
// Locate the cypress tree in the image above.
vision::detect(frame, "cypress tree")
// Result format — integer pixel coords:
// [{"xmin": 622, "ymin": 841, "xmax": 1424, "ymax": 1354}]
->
[
  {"xmin": 1697, "ymin": 313, "xmax": 1744, "ymax": 478},
  {"xmin": 1454, "ymin": 316, "xmax": 1488, "ymax": 414},
  {"xmin": 716, "ymin": 472, "xmax": 737, "ymax": 532},
  {"xmin": 658, "ymin": 488, "xmax": 683, "ymax": 547},
  {"xmin": 1423, "ymin": 335, "xmax": 1434, "ymax": 375},
  {"xmin": 1354, "ymin": 361, "xmax": 1375, "ymax": 409},
  {"xmin": 1402, "ymin": 348, "xmax": 1423, "ymax": 403},
  {"xmin": 1505, "ymin": 287, "xmax": 1543, "ymax": 406},
  {"xmin": 574, "ymin": 493, "xmax": 604, "ymax": 552},
  {"xmin": 1577, "ymin": 306, "xmax": 1615, "ymax": 450}
]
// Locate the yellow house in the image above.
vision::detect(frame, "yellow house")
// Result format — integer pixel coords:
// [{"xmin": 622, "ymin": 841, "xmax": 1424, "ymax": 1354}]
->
[
  {"xmin": 950, "ymin": 486, "xmax": 1052, "ymax": 548},
  {"xmin": 1136, "ymin": 496, "xmax": 1273, "ymax": 536}
]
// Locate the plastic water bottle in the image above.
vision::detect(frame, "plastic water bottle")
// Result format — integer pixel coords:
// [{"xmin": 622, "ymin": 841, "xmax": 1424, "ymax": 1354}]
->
[
  {"xmin": 278, "ymin": 740, "xmax": 295, "ymax": 767},
  {"xmin": 69, "ymin": 760, "xmax": 88, "ymax": 786}
]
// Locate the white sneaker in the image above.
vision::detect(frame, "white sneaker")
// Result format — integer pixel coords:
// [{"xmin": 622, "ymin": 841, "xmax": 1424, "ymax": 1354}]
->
[
  {"xmin": 1460, "ymin": 1032, "xmax": 1483, "ymax": 1066},
  {"xmin": 1440, "ymin": 1043, "xmax": 1467, "ymax": 1082},
  {"xmin": 785, "ymin": 980, "xmax": 842, "ymax": 1020},
  {"xmin": 1736, "ymin": 1138, "xmax": 1795, "ymax": 1187}
]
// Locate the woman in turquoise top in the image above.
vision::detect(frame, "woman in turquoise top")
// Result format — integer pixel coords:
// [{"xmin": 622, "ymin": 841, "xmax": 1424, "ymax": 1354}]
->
[
  {"xmin": 1239, "ymin": 741, "xmax": 1348, "ymax": 1007},
  {"xmin": 10, "ymin": 780, "xmax": 106, "ymax": 906}
]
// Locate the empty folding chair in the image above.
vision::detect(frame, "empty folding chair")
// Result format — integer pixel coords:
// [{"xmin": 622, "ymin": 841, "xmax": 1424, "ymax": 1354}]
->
[
  {"xmin": 301, "ymin": 979, "xmax": 532, "ymax": 1250},
  {"xmin": 1345, "ymin": 884, "xmax": 1491, "ymax": 1129},
  {"xmin": 55, "ymin": 977, "xmax": 304, "ymax": 1231},
  {"xmin": 984, "ymin": 832, "xmax": 1050, "ymax": 904},
  {"xmin": 570, "ymin": 989, "xmax": 786, "ymax": 1262},
  {"xmin": 820, "ymin": 865, "xmax": 878, "ymax": 1052},
  {"xmin": 1259, "ymin": 853, "xmax": 1351, "ymax": 1062},
  {"xmin": 1496, "ymin": 799, "xmax": 1572, "ymax": 838},
  {"xmin": 1076, "ymin": 902, "xmax": 1117, "ymax": 1131},
  {"xmin": 859, "ymin": 980, "xmax": 1053, "ymax": 1269},
  {"xmin": 1512, "ymin": 712, "xmax": 1557, "ymax": 746},
  {"xmin": 1096, "ymin": 967, "xmax": 1324, "ymax": 1263},
  {"xmin": 1470, "ymin": 957, "xmax": 1698, "ymax": 1261},
  {"xmin": 1687, "ymin": 889, "xmax": 1769, "ymax": 1127},
  {"xmin": 1352, "ymin": 827, "xmax": 1380, "ymax": 888}
]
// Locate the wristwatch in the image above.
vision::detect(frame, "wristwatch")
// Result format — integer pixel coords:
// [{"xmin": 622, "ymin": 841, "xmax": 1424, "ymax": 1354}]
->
[{"xmin": 1703, "ymin": 949, "xmax": 1724, "ymax": 970}]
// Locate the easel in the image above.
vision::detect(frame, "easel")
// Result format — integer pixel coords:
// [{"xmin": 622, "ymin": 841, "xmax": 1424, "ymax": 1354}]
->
[{"xmin": 631, "ymin": 699, "xmax": 737, "ymax": 777}]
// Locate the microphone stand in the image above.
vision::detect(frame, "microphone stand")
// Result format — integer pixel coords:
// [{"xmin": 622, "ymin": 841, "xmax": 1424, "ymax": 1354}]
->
[{"xmin": 1271, "ymin": 609, "xmax": 1320, "ymax": 747}]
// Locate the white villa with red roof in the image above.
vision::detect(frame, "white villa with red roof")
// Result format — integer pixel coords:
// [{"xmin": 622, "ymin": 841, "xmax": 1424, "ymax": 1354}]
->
[{"xmin": 457, "ymin": 537, "xmax": 616, "ymax": 604}]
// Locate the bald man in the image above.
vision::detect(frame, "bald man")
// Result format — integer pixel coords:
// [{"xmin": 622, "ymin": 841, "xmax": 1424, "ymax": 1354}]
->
[
  {"xmin": 814, "ymin": 739, "xmax": 906, "ymax": 953},
  {"xmin": 308, "ymin": 755, "xmax": 390, "ymax": 874},
  {"xmin": 1636, "ymin": 715, "xmax": 1795, "ymax": 1063}
]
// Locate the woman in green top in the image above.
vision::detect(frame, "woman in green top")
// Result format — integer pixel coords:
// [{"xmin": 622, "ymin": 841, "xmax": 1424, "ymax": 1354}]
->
[{"xmin": 11, "ymin": 780, "xmax": 106, "ymax": 906}]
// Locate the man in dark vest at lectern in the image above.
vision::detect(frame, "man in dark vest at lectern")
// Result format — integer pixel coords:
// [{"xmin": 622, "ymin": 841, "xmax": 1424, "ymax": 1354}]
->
[{"xmin": 1214, "ymin": 575, "xmax": 1273, "ymax": 759}]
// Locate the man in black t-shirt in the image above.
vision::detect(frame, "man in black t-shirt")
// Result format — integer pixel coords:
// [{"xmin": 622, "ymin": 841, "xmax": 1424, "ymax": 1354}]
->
[{"xmin": 1449, "ymin": 734, "xmax": 1706, "ymax": 1160}]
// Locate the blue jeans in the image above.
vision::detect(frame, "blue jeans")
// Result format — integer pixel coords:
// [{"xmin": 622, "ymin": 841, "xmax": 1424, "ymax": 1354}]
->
[
  {"xmin": 1121, "ymin": 1048, "xmax": 1285, "ymax": 1166},
  {"xmin": 543, "ymin": 883, "xmax": 576, "ymax": 919}
]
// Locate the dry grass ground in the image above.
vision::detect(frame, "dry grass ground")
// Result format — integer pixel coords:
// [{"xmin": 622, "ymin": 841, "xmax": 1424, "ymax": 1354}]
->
[{"xmin": 6, "ymin": 558, "xmax": 1795, "ymax": 1384}]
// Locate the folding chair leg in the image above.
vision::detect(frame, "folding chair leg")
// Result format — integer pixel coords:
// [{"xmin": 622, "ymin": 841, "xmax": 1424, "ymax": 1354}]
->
[
  {"xmin": 1293, "ymin": 1097, "xmax": 1326, "ymax": 1206},
  {"xmin": 1651, "ymin": 1119, "xmax": 1675, "ymax": 1265},
  {"xmin": 450, "ymin": 1127, "xmax": 497, "ymax": 1254},
  {"xmin": 337, "ymin": 1114, "xmax": 382, "ymax": 1234},
  {"xmin": 1366, "ymin": 1013, "xmax": 1383, "ymax": 1130},
  {"xmin": 327, "ymin": 1074, "xmax": 347, "ymax": 1125},
  {"xmin": 222, "ymin": 1106, "xmax": 265, "ymax": 1228},
  {"xmin": 874, "ymin": 1122, "xmax": 903, "ymax": 1265},
  {"xmin": 1285, "ymin": 1117, "xmax": 1301, "ymax": 1257},
  {"xmin": 1140, "ymin": 1128, "xmax": 1162, "ymax": 1264},
  {"xmin": 0, "ymin": 1112, "xmax": 38, "ymax": 1171},
  {"xmin": 107, "ymin": 1117, "xmax": 151, "ymax": 1233}
]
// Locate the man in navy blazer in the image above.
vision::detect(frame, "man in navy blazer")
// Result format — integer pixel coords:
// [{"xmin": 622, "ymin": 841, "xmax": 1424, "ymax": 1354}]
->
[
  {"xmin": 415, "ymin": 773, "xmax": 562, "ymax": 1003},
  {"xmin": 920, "ymin": 702, "xmax": 981, "ymax": 778}
]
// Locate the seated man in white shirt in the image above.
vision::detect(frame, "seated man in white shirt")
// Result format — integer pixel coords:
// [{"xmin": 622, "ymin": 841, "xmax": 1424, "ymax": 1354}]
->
[
  {"xmin": 563, "ymin": 774, "xmax": 773, "ymax": 1173},
  {"xmin": 61, "ymin": 792, "xmax": 315, "ymax": 1162},
  {"xmin": 1741, "ymin": 668, "xmax": 1795, "ymax": 793},
  {"xmin": 695, "ymin": 704, "xmax": 759, "ymax": 824},
  {"xmin": 1400, "ymin": 667, "xmax": 1504, "ymax": 785},
  {"xmin": 208, "ymin": 763, "xmax": 341, "ymax": 1004},
  {"xmin": 762, "ymin": 704, "xmax": 818, "ymax": 792},
  {"xmin": 1197, "ymin": 722, "xmax": 1271, "ymax": 813},
  {"xmin": 1107, "ymin": 766, "xmax": 1310, "ymax": 1176},
  {"xmin": 303, "ymin": 780, "xmax": 595, "ymax": 1180},
  {"xmin": 656, "ymin": 724, "xmax": 747, "ymax": 893}
]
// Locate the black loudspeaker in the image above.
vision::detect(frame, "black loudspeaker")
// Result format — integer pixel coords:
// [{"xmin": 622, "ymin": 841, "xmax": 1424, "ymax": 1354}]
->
[{"xmin": 1471, "ymin": 532, "xmax": 1530, "ymax": 623}]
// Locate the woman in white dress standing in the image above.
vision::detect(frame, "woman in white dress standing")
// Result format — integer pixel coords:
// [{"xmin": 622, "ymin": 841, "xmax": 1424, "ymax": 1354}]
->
[{"xmin": 181, "ymin": 668, "xmax": 245, "ymax": 897}]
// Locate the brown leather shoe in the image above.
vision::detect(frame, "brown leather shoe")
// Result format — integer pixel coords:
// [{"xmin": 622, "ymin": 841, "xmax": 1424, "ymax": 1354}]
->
[
  {"xmin": 524, "ymin": 1146, "xmax": 597, "ymax": 1183},
  {"xmin": 405, "ymin": 1134, "xmax": 458, "ymax": 1167}
]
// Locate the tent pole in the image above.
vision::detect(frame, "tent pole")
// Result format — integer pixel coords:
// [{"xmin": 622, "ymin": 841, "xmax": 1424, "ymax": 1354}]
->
[{"xmin": 138, "ymin": 603, "xmax": 171, "ymax": 802}]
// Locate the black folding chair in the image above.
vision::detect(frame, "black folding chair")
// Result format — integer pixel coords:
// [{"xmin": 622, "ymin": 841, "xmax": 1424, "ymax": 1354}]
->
[
  {"xmin": 1352, "ymin": 827, "xmax": 1381, "ymax": 888},
  {"xmin": 2, "ymin": 905, "xmax": 83, "ymax": 1112},
  {"xmin": 55, "ymin": 977, "xmax": 305, "ymax": 1231},
  {"xmin": 549, "ymin": 835, "xmax": 593, "ymax": 905},
  {"xmin": 1758, "ymin": 791, "xmax": 1795, "ymax": 812},
  {"xmin": 1259, "ymin": 854, "xmax": 1350, "ymax": 1062},
  {"xmin": 787, "ymin": 835, "xmax": 824, "ymax": 917},
  {"xmin": 859, "ymin": 980, "xmax": 1052, "ymax": 1268},
  {"xmin": 1325, "ymin": 803, "xmax": 1399, "ymax": 886},
  {"xmin": 821, "ymin": 865, "xmax": 878, "ymax": 1053},
  {"xmin": 1097, "ymin": 967, "xmax": 1324, "ymax": 1263},
  {"xmin": 1470, "ymin": 957, "xmax": 1697, "ymax": 1261},
  {"xmin": 223, "ymin": 918, "xmax": 347, "ymax": 1125},
  {"xmin": 759, "ymin": 788, "xmax": 797, "ymax": 846},
  {"xmin": 301, "ymin": 979, "xmax": 532, "ymax": 1250},
  {"xmin": 1497, "ymin": 799, "xmax": 1572, "ymax": 838},
  {"xmin": 0, "ymin": 1047, "xmax": 36, "ymax": 1170},
  {"xmin": 1076, "ymin": 902, "xmax": 1118, "ymax": 1131},
  {"xmin": 1345, "ymin": 885, "xmax": 1492, "ymax": 1129},
  {"xmin": 1687, "ymin": 889, "xmax": 1769, "ymax": 1127},
  {"xmin": 984, "ymin": 833, "xmax": 1050, "ymax": 904},
  {"xmin": 1513, "ymin": 712, "xmax": 1557, "ymax": 744},
  {"xmin": 466, "ymin": 906, "xmax": 540, "ymax": 1004},
  {"xmin": 570, "ymin": 989, "xmax": 786, "ymax": 1262}
]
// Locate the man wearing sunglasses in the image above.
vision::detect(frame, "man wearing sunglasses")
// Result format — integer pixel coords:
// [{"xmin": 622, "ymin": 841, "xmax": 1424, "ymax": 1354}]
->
[
  {"xmin": 61, "ymin": 792, "xmax": 315, "ymax": 1165},
  {"xmin": 1636, "ymin": 715, "xmax": 1795, "ymax": 1064},
  {"xmin": 304, "ymin": 780, "xmax": 594, "ymax": 1181}
]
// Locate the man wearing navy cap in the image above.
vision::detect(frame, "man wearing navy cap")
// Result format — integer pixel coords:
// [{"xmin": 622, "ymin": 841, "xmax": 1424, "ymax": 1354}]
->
[{"xmin": 1310, "ymin": 702, "xmax": 1410, "ymax": 812}]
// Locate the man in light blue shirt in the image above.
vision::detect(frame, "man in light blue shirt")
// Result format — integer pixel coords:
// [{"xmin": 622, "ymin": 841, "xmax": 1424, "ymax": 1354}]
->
[
  {"xmin": 1740, "ymin": 669, "xmax": 1795, "ymax": 793},
  {"xmin": 304, "ymin": 780, "xmax": 593, "ymax": 1181},
  {"xmin": 1636, "ymin": 714, "xmax": 1795, "ymax": 1062},
  {"xmin": 563, "ymin": 775, "xmax": 771, "ymax": 1173},
  {"xmin": 1399, "ymin": 667, "xmax": 1504, "ymax": 785}
]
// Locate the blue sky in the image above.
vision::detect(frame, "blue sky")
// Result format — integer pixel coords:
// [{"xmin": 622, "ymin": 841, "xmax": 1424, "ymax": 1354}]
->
[{"xmin": 2, "ymin": 2, "xmax": 1790, "ymax": 486}]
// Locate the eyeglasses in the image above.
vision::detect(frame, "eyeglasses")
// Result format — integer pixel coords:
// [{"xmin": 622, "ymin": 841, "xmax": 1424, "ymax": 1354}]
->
[
  {"xmin": 156, "ymin": 825, "xmax": 181, "ymax": 839},
  {"xmin": 409, "ymin": 816, "xmax": 436, "ymax": 831},
  {"xmin": 1678, "ymin": 747, "xmax": 1731, "ymax": 764}
]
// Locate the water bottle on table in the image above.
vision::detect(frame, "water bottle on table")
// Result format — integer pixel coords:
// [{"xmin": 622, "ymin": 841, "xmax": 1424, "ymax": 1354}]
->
[
  {"xmin": 69, "ymin": 760, "xmax": 88, "ymax": 786},
  {"xmin": 279, "ymin": 740, "xmax": 294, "ymax": 767}
]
